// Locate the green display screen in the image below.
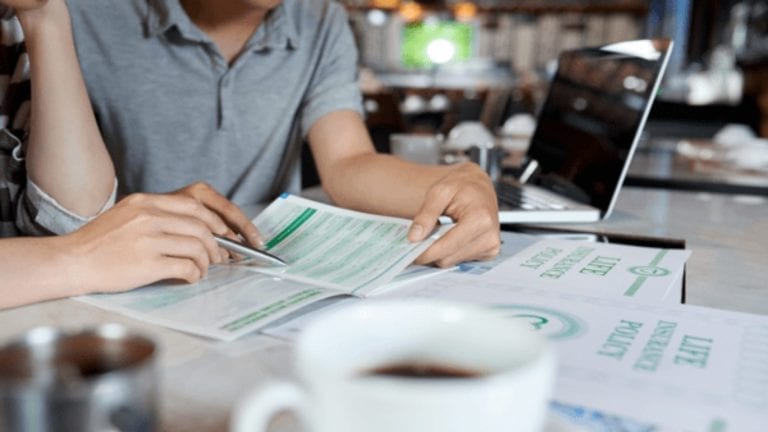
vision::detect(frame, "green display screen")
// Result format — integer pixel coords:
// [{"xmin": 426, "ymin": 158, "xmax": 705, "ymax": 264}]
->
[{"xmin": 401, "ymin": 22, "xmax": 473, "ymax": 69}]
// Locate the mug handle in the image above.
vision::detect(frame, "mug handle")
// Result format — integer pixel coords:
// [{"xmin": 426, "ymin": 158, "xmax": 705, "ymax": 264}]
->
[{"xmin": 230, "ymin": 381, "xmax": 308, "ymax": 432}]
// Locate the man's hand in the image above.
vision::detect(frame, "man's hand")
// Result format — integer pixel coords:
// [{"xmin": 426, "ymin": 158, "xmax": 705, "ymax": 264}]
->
[
  {"xmin": 408, "ymin": 163, "xmax": 501, "ymax": 268},
  {"xmin": 59, "ymin": 193, "xmax": 233, "ymax": 294},
  {"xmin": 167, "ymin": 182, "xmax": 263, "ymax": 248}
]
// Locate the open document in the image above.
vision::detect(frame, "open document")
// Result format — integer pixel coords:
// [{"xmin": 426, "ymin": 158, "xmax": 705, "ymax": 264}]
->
[
  {"xmin": 251, "ymin": 194, "xmax": 451, "ymax": 295},
  {"xmin": 77, "ymin": 195, "xmax": 453, "ymax": 341}
]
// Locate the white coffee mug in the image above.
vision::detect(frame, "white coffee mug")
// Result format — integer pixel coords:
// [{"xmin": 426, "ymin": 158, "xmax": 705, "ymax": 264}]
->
[{"xmin": 231, "ymin": 300, "xmax": 556, "ymax": 432}]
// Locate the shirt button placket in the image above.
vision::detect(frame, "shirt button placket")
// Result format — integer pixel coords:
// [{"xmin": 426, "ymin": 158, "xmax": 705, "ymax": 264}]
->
[{"xmin": 219, "ymin": 72, "xmax": 235, "ymax": 130}]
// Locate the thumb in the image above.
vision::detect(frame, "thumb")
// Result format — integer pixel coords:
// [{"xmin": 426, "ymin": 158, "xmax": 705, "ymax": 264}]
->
[{"xmin": 408, "ymin": 187, "xmax": 453, "ymax": 242}]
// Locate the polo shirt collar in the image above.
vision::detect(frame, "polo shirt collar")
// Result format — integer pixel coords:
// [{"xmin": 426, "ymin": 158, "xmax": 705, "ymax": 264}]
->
[
  {"xmin": 145, "ymin": 0, "xmax": 197, "ymax": 40},
  {"xmin": 247, "ymin": 4, "xmax": 299, "ymax": 51},
  {"xmin": 145, "ymin": 0, "xmax": 299, "ymax": 50}
]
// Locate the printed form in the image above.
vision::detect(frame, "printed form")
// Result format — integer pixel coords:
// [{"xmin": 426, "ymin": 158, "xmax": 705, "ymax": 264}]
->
[
  {"xmin": 77, "ymin": 195, "xmax": 452, "ymax": 340},
  {"xmin": 253, "ymin": 194, "xmax": 451, "ymax": 295}
]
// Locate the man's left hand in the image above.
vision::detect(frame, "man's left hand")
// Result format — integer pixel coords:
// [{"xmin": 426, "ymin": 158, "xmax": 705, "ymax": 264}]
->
[{"xmin": 407, "ymin": 162, "xmax": 501, "ymax": 268}]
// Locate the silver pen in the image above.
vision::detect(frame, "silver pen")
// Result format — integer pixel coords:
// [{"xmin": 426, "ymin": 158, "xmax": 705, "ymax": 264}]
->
[{"xmin": 214, "ymin": 235, "xmax": 287, "ymax": 267}]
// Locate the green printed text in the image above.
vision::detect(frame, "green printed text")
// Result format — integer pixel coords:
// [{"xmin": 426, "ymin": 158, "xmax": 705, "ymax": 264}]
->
[
  {"xmin": 220, "ymin": 289, "xmax": 324, "ymax": 332},
  {"xmin": 633, "ymin": 320, "xmax": 678, "ymax": 372},
  {"xmin": 580, "ymin": 256, "xmax": 621, "ymax": 277},
  {"xmin": 674, "ymin": 335, "xmax": 714, "ymax": 368},
  {"xmin": 597, "ymin": 320, "xmax": 644, "ymax": 361},
  {"xmin": 540, "ymin": 247, "xmax": 594, "ymax": 280},
  {"xmin": 521, "ymin": 247, "xmax": 562, "ymax": 270}
]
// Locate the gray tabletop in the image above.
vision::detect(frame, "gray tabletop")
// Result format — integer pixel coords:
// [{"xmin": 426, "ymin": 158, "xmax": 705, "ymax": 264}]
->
[{"xmin": 626, "ymin": 138, "xmax": 768, "ymax": 196}]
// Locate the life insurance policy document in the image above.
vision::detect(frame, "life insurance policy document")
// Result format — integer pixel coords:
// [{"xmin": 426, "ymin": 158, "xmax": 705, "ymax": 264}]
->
[
  {"xmin": 77, "ymin": 194, "xmax": 453, "ymax": 341},
  {"xmin": 482, "ymin": 238, "xmax": 690, "ymax": 304},
  {"xmin": 378, "ymin": 277, "xmax": 768, "ymax": 432}
]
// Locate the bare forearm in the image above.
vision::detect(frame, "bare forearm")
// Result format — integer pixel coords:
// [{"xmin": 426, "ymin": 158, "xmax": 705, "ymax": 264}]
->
[
  {"xmin": 0, "ymin": 236, "xmax": 82, "ymax": 309},
  {"xmin": 19, "ymin": 1, "xmax": 115, "ymax": 217},
  {"xmin": 322, "ymin": 152, "xmax": 458, "ymax": 218},
  {"xmin": 310, "ymin": 110, "xmax": 460, "ymax": 218}
]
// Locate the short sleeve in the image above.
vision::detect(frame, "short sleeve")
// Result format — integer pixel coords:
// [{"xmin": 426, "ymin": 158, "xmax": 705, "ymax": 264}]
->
[
  {"xmin": 299, "ymin": 4, "xmax": 363, "ymax": 137},
  {"xmin": 19, "ymin": 178, "xmax": 117, "ymax": 236}
]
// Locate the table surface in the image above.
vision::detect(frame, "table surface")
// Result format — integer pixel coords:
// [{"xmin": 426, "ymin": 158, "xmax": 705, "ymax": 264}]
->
[
  {"xmin": 1, "ymin": 187, "xmax": 766, "ymax": 431},
  {"xmin": 626, "ymin": 138, "xmax": 768, "ymax": 195}
]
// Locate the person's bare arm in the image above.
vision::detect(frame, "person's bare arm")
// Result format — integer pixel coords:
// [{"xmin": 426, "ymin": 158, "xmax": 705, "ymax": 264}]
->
[
  {"xmin": 309, "ymin": 110, "xmax": 500, "ymax": 268},
  {"xmin": 17, "ymin": 0, "xmax": 115, "ymax": 217},
  {"xmin": 0, "ymin": 193, "xmax": 236, "ymax": 310}
]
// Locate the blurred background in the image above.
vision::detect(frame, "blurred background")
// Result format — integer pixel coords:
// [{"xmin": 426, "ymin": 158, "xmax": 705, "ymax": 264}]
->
[{"xmin": 302, "ymin": 0, "xmax": 768, "ymax": 193}]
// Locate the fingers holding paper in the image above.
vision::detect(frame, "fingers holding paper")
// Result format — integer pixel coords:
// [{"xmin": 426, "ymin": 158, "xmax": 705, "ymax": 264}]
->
[{"xmin": 408, "ymin": 163, "xmax": 501, "ymax": 268}]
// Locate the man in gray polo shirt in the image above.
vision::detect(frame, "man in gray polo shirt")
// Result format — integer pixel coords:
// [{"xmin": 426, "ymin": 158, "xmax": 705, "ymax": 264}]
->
[{"xmin": 66, "ymin": 0, "xmax": 501, "ymax": 267}]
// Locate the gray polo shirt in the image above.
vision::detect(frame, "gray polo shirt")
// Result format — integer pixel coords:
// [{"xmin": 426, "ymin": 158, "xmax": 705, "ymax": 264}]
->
[{"xmin": 66, "ymin": 0, "xmax": 362, "ymax": 204}]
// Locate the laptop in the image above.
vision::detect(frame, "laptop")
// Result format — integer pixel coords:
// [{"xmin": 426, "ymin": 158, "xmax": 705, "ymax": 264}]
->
[{"xmin": 497, "ymin": 39, "xmax": 673, "ymax": 224}]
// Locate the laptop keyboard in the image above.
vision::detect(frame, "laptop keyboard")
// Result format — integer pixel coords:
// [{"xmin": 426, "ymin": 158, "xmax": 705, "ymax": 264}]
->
[{"xmin": 495, "ymin": 182, "xmax": 569, "ymax": 211}]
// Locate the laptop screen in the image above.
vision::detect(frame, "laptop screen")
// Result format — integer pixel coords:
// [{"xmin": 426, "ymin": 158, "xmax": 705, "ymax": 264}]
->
[{"xmin": 526, "ymin": 39, "xmax": 672, "ymax": 215}]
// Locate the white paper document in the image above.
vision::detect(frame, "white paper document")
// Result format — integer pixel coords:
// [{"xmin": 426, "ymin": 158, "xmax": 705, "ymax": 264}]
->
[
  {"xmin": 483, "ymin": 237, "xmax": 689, "ymax": 303},
  {"xmin": 77, "ymin": 195, "xmax": 452, "ymax": 341},
  {"xmin": 77, "ymin": 266, "xmax": 340, "ymax": 341},
  {"xmin": 377, "ymin": 276, "xmax": 767, "ymax": 431}
]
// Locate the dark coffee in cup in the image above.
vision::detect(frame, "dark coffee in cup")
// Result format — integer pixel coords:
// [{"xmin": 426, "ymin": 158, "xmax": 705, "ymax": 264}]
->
[{"xmin": 364, "ymin": 362, "xmax": 483, "ymax": 379}]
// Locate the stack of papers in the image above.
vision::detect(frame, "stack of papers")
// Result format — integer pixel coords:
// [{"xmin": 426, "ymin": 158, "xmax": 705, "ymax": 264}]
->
[{"xmin": 260, "ymin": 231, "xmax": 765, "ymax": 431}]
